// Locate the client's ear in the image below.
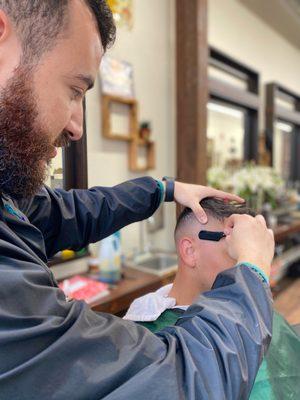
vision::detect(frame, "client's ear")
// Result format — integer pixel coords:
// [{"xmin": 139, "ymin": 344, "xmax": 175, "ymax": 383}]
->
[{"xmin": 178, "ymin": 237, "xmax": 197, "ymax": 268}]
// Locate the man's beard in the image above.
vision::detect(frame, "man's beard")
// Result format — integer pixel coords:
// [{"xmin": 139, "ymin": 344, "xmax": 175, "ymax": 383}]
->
[{"xmin": 0, "ymin": 67, "xmax": 70, "ymax": 199}]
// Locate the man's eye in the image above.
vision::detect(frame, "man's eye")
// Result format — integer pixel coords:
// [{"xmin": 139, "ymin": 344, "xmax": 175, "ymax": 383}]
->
[{"xmin": 71, "ymin": 88, "xmax": 83, "ymax": 100}]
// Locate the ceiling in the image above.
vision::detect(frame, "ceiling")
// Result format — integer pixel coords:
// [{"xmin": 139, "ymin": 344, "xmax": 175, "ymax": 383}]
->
[{"xmin": 239, "ymin": 0, "xmax": 300, "ymax": 50}]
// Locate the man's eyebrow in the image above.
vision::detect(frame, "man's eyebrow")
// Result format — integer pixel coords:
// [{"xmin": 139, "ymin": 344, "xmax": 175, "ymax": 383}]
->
[{"xmin": 74, "ymin": 74, "xmax": 94, "ymax": 90}]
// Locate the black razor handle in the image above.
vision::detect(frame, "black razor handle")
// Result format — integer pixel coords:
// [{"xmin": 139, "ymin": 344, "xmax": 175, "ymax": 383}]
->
[{"xmin": 198, "ymin": 230, "xmax": 226, "ymax": 241}]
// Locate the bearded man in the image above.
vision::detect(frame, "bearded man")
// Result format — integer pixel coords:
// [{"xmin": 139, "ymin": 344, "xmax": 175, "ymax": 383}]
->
[{"xmin": 0, "ymin": 1, "xmax": 274, "ymax": 399}]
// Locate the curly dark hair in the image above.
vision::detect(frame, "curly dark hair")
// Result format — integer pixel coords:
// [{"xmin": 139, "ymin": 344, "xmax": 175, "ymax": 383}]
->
[
  {"xmin": 0, "ymin": 0, "xmax": 116, "ymax": 62},
  {"xmin": 86, "ymin": 0, "xmax": 116, "ymax": 51}
]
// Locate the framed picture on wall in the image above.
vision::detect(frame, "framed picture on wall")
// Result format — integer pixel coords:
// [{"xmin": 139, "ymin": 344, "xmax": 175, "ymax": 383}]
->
[
  {"xmin": 107, "ymin": 0, "xmax": 133, "ymax": 30},
  {"xmin": 100, "ymin": 56, "xmax": 135, "ymax": 98}
]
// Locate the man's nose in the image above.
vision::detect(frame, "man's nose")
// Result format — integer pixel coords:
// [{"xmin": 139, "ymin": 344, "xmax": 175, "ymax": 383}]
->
[{"xmin": 65, "ymin": 103, "xmax": 84, "ymax": 141}]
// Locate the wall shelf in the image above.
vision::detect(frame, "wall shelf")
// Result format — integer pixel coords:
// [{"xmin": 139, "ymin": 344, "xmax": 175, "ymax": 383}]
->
[
  {"xmin": 102, "ymin": 94, "xmax": 138, "ymax": 141},
  {"xmin": 128, "ymin": 139, "xmax": 155, "ymax": 172},
  {"xmin": 101, "ymin": 94, "xmax": 156, "ymax": 172}
]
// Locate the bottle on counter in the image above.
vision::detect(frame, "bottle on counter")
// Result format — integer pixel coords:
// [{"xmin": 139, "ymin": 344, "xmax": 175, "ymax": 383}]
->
[{"xmin": 98, "ymin": 231, "xmax": 122, "ymax": 284}]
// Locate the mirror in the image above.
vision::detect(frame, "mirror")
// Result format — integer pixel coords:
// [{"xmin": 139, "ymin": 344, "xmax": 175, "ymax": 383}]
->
[
  {"xmin": 45, "ymin": 148, "xmax": 64, "ymax": 190},
  {"xmin": 45, "ymin": 100, "xmax": 89, "ymax": 266},
  {"xmin": 207, "ymin": 101, "xmax": 245, "ymax": 169},
  {"xmin": 274, "ymin": 121, "xmax": 294, "ymax": 182}
]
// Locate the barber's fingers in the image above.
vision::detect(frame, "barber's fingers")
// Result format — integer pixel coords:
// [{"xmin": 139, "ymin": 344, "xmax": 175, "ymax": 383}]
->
[
  {"xmin": 268, "ymin": 228, "xmax": 274, "ymax": 238},
  {"xmin": 223, "ymin": 213, "xmax": 251, "ymax": 234},
  {"xmin": 223, "ymin": 214, "xmax": 236, "ymax": 234},
  {"xmin": 224, "ymin": 213, "xmax": 268, "ymax": 235},
  {"xmin": 191, "ymin": 203, "xmax": 208, "ymax": 224},
  {"xmin": 224, "ymin": 214, "xmax": 236, "ymax": 228},
  {"xmin": 206, "ymin": 188, "xmax": 245, "ymax": 203},
  {"xmin": 255, "ymin": 214, "xmax": 267, "ymax": 227}
]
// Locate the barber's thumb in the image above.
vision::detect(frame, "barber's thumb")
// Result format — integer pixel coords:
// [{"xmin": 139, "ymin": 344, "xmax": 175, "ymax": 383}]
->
[
  {"xmin": 193, "ymin": 205, "xmax": 208, "ymax": 224},
  {"xmin": 224, "ymin": 228, "xmax": 231, "ymax": 236},
  {"xmin": 224, "ymin": 215, "xmax": 235, "ymax": 232}
]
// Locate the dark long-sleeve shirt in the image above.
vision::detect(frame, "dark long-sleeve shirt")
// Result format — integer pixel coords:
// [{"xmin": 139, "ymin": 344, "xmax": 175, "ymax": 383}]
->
[{"xmin": 0, "ymin": 177, "xmax": 273, "ymax": 399}]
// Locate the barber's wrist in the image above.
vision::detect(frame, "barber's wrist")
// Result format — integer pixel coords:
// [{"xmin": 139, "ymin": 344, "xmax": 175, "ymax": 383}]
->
[
  {"xmin": 237, "ymin": 256, "xmax": 270, "ymax": 273},
  {"xmin": 156, "ymin": 180, "xmax": 165, "ymax": 204},
  {"xmin": 162, "ymin": 176, "xmax": 175, "ymax": 202},
  {"xmin": 237, "ymin": 260, "xmax": 270, "ymax": 284}
]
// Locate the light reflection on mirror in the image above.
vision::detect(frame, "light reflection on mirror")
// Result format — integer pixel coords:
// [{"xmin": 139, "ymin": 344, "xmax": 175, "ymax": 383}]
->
[
  {"xmin": 207, "ymin": 101, "xmax": 245, "ymax": 169},
  {"xmin": 45, "ymin": 147, "xmax": 64, "ymax": 189},
  {"xmin": 274, "ymin": 121, "xmax": 293, "ymax": 182}
]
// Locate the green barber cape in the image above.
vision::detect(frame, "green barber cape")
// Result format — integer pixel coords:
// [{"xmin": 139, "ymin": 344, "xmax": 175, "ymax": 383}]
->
[
  {"xmin": 250, "ymin": 311, "xmax": 300, "ymax": 399},
  {"xmin": 139, "ymin": 309, "xmax": 300, "ymax": 399},
  {"xmin": 139, "ymin": 309, "xmax": 184, "ymax": 333}
]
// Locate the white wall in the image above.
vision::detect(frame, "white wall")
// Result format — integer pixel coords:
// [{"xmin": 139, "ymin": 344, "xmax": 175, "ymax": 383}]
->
[
  {"xmin": 86, "ymin": 0, "xmax": 176, "ymax": 255},
  {"xmin": 208, "ymin": 0, "xmax": 300, "ymax": 129},
  {"xmin": 85, "ymin": 0, "xmax": 300, "ymax": 256}
]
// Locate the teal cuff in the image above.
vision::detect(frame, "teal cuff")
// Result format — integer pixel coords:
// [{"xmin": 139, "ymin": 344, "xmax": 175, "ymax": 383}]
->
[
  {"xmin": 237, "ymin": 262, "xmax": 269, "ymax": 285},
  {"xmin": 156, "ymin": 180, "xmax": 165, "ymax": 204}
]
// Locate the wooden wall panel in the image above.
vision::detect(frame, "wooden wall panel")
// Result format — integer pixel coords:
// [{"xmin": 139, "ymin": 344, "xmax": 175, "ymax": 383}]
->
[{"xmin": 176, "ymin": 0, "xmax": 208, "ymax": 185}]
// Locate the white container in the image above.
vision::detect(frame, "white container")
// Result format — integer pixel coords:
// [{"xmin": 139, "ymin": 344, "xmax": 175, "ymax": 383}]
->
[{"xmin": 98, "ymin": 232, "xmax": 121, "ymax": 283}]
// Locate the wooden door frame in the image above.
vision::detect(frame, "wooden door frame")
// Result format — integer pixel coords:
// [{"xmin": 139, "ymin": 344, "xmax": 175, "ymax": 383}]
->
[
  {"xmin": 176, "ymin": 0, "xmax": 208, "ymax": 185},
  {"xmin": 64, "ymin": 98, "xmax": 88, "ymax": 190},
  {"xmin": 176, "ymin": 3, "xmax": 261, "ymax": 187}
]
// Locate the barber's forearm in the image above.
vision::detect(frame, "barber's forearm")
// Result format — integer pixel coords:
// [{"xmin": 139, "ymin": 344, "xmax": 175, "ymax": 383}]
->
[
  {"xmin": 18, "ymin": 177, "xmax": 162, "ymax": 258},
  {"xmin": 52, "ymin": 177, "xmax": 161, "ymax": 255}
]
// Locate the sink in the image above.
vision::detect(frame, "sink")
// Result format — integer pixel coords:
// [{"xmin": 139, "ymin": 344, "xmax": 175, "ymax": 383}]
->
[{"xmin": 126, "ymin": 251, "xmax": 178, "ymax": 276}]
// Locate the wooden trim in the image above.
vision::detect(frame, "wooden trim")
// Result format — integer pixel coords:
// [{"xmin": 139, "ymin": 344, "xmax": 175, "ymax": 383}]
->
[
  {"xmin": 90, "ymin": 268, "xmax": 176, "ymax": 315},
  {"xmin": 275, "ymin": 83, "xmax": 300, "ymax": 103},
  {"xmin": 209, "ymin": 58, "xmax": 249, "ymax": 82},
  {"xmin": 64, "ymin": 98, "xmax": 88, "ymax": 190},
  {"xmin": 244, "ymin": 109, "xmax": 259, "ymax": 161},
  {"xmin": 128, "ymin": 139, "xmax": 155, "ymax": 172},
  {"xmin": 103, "ymin": 94, "xmax": 136, "ymax": 105},
  {"xmin": 102, "ymin": 94, "xmax": 138, "ymax": 141},
  {"xmin": 209, "ymin": 46, "xmax": 259, "ymax": 93},
  {"xmin": 291, "ymin": 127, "xmax": 300, "ymax": 181},
  {"xmin": 176, "ymin": 0, "xmax": 208, "ymax": 185},
  {"xmin": 265, "ymin": 83, "xmax": 275, "ymax": 163},
  {"xmin": 274, "ymin": 220, "xmax": 300, "ymax": 243},
  {"xmin": 275, "ymin": 105, "xmax": 300, "ymax": 126},
  {"xmin": 265, "ymin": 82, "xmax": 300, "ymax": 171},
  {"xmin": 209, "ymin": 78, "xmax": 260, "ymax": 110}
]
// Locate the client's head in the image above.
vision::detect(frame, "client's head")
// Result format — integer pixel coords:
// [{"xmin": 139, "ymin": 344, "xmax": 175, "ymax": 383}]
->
[{"xmin": 174, "ymin": 198, "xmax": 255, "ymax": 292}]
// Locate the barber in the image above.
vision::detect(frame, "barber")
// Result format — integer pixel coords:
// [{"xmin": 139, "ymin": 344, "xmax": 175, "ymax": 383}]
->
[{"xmin": 0, "ymin": 1, "xmax": 274, "ymax": 399}]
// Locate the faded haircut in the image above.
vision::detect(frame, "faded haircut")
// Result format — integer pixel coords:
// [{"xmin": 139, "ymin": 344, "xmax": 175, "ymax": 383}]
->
[
  {"xmin": 0, "ymin": 0, "xmax": 116, "ymax": 62},
  {"xmin": 175, "ymin": 198, "xmax": 255, "ymax": 237}
]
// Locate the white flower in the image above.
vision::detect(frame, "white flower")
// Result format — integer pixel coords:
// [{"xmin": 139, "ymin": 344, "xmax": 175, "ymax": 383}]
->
[{"xmin": 208, "ymin": 164, "xmax": 284, "ymax": 199}]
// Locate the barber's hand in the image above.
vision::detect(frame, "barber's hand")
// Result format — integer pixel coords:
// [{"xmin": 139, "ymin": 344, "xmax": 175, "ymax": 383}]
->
[
  {"xmin": 174, "ymin": 181, "xmax": 244, "ymax": 224},
  {"xmin": 224, "ymin": 214, "xmax": 275, "ymax": 278}
]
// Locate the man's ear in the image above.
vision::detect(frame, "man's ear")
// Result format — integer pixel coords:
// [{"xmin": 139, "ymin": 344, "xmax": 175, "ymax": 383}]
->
[
  {"xmin": 0, "ymin": 11, "xmax": 10, "ymax": 44},
  {"xmin": 0, "ymin": 10, "xmax": 22, "ymax": 84},
  {"xmin": 224, "ymin": 216, "xmax": 235, "ymax": 236},
  {"xmin": 178, "ymin": 237, "xmax": 197, "ymax": 268}
]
